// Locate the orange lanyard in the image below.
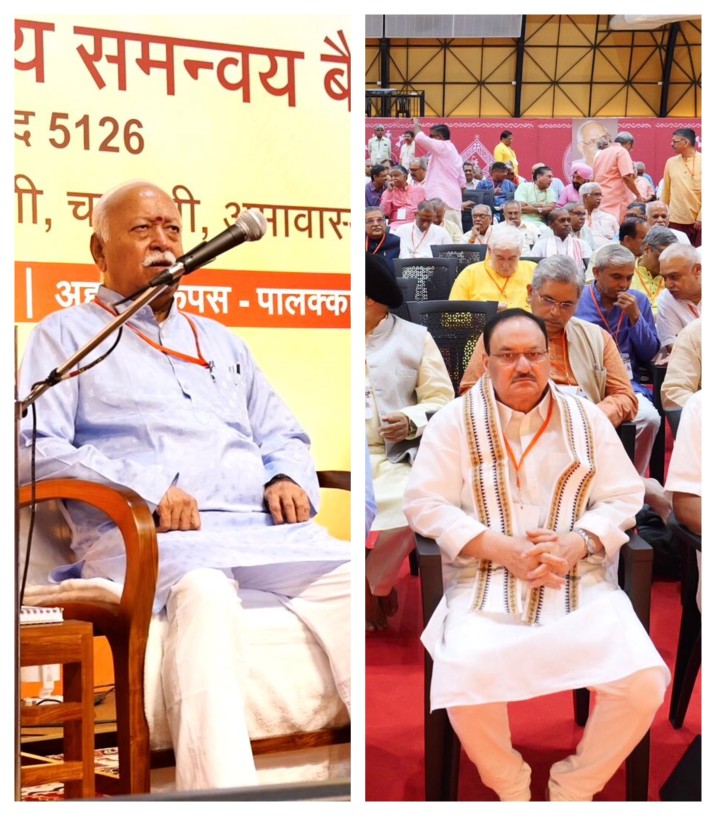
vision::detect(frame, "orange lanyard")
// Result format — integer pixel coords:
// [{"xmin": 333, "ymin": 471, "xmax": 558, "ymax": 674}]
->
[
  {"xmin": 633, "ymin": 267, "xmax": 663, "ymax": 306},
  {"xmin": 502, "ymin": 392, "xmax": 555, "ymax": 492},
  {"xmin": 485, "ymin": 263, "xmax": 509, "ymax": 297},
  {"xmin": 366, "ymin": 233, "xmax": 386, "ymax": 253},
  {"xmin": 93, "ymin": 297, "xmax": 214, "ymax": 373},
  {"xmin": 589, "ymin": 284, "xmax": 626, "ymax": 343},
  {"xmin": 409, "ymin": 225, "xmax": 430, "ymax": 255}
]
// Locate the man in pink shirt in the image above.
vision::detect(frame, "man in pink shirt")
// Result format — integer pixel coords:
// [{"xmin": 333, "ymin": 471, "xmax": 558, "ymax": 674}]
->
[
  {"xmin": 412, "ymin": 117, "xmax": 465, "ymax": 230},
  {"xmin": 380, "ymin": 164, "xmax": 428, "ymax": 228},
  {"xmin": 592, "ymin": 132, "xmax": 643, "ymax": 223}
]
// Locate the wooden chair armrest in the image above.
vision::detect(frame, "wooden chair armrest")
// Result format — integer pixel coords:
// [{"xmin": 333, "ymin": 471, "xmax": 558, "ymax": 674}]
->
[
  {"xmin": 316, "ymin": 470, "xmax": 351, "ymax": 492},
  {"xmin": 619, "ymin": 529, "xmax": 653, "ymax": 633},
  {"xmin": 18, "ymin": 479, "xmax": 158, "ymax": 637},
  {"xmin": 414, "ymin": 533, "xmax": 444, "ymax": 627}
]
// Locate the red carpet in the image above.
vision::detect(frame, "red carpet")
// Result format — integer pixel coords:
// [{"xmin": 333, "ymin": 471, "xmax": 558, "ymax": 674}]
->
[{"xmin": 366, "ymin": 560, "xmax": 700, "ymax": 801}]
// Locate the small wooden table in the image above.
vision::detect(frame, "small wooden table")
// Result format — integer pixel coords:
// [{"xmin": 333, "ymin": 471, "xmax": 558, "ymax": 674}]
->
[{"xmin": 20, "ymin": 620, "xmax": 95, "ymax": 799}]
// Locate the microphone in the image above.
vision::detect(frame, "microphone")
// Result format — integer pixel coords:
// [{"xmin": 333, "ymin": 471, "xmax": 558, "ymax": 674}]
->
[{"xmin": 148, "ymin": 209, "xmax": 268, "ymax": 287}]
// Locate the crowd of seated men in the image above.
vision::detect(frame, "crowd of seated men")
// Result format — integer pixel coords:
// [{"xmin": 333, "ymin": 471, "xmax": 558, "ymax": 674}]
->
[{"xmin": 365, "ymin": 125, "xmax": 702, "ymax": 629}]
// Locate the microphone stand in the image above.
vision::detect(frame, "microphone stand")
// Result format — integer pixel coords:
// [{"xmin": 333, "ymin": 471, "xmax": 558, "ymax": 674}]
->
[{"xmin": 14, "ymin": 270, "xmax": 184, "ymax": 799}]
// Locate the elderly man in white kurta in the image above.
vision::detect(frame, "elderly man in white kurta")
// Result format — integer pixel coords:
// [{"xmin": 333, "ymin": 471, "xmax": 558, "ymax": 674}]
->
[
  {"xmin": 18, "ymin": 181, "xmax": 350, "ymax": 792},
  {"xmin": 404, "ymin": 309, "xmax": 668, "ymax": 802}
]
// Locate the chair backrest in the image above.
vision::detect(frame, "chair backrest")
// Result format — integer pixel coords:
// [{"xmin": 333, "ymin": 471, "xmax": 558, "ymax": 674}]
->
[
  {"xmin": 390, "ymin": 276, "xmax": 416, "ymax": 321},
  {"xmin": 431, "ymin": 243, "xmax": 487, "ymax": 272},
  {"xmin": 393, "ymin": 257, "xmax": 459, "ymax": 301},
  {"xmin": 406, "ymin": 299, "xmax": 499, "ymax": 395},
  {"xmin": 520, "ymin": 256, "xmax": 541, "ymax": 266},
  {"xmin": 461, "ymin": 190, "xmax": 482, "ymax": 231}
]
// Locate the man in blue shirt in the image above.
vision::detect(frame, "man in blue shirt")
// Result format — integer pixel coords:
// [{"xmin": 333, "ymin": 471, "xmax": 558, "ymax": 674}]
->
[
  {"xmin": 575, "ymin": 243, "xmax": 660, "ymax": 476},
  {"xmin": 477, "ymin": 161, "xmax": 517, "ymax": 221},
  {"xmin": 365, "ymin": 164, "xmax": 389, "ymax": 207}
]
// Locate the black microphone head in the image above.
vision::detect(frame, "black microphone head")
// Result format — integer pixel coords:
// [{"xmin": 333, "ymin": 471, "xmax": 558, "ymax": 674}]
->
[{"xmin": 237, "ymin": 209, "xmax": 268, "ymax": 241}]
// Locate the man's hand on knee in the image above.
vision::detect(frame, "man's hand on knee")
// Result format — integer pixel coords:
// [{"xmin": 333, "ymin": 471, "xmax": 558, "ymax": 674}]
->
[
  {"xmin": 264, "ymin": 479, "xmax": 311, "ymax": 524},
  {"xmin": 156, "ymin": 486, "xmax": 201, "ymax": 532}
]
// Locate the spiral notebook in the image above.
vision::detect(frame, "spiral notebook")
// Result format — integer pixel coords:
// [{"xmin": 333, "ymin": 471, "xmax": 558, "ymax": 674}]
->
[{"xmin": 19, "ymin": 605, "xmax": 64, "ymax": 625}]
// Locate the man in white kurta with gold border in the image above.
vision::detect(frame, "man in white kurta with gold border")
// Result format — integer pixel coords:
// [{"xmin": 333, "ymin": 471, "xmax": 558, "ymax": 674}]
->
[{"xmin": 404, "ymin": 309, "xmax": 669, "ymax": 802}]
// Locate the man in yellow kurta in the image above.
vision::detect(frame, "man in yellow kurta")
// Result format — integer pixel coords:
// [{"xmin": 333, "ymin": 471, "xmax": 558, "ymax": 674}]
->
[
  {"xmin": 494, "ymin": 129, "xmax": 520, "ymax": 182},
  {"xmin": 661, "ymin": 127, "xmax": 702, "ymax": 247},
  {"xmin": 449, "ymin": 224, "xmax": 536, "ymax": 310},
  {"xmin": 632, "ymin": 225, "xmax": 678, "ymax": 317}
]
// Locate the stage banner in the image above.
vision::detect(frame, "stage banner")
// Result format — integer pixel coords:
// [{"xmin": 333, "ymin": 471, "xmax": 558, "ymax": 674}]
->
[
  {"xmin": 15, "ymin": 14, "xmax": 352, "ymax": 533},
  {"xmin": 366, "ymin": 117, "xmax": 701, "ymax": 185}
]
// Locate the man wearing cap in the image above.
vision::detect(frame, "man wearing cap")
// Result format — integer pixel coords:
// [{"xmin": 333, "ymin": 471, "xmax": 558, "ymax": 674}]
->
[
  {"xmin": 558, "ymin": 162, "xmax": 593, "ymax": 206},
  {"xmin": 368, "ymin": 124, "xmax": 392, "ymax": 164},
  {"xmin": 365, "ymin": 253, "xmax": 453, "ymax": 630}
]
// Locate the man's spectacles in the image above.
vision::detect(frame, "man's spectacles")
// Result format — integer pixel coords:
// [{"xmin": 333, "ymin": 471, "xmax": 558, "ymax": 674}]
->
[
  {"xmin": 671, "ymin": 138, "xmax": 687, "ymax": 145},
  {"xmin": 489, "ymin": 350, "xmax": 549, "ymax": 364},
  {"xmin": 534, "ymin": 292, "xmax": 577, "ymax": 312}
]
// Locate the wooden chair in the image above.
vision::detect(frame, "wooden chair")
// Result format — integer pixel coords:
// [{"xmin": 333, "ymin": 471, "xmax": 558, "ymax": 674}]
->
[
  {"xmin": 416, "ymin": 530, "xmax": 654, "ymax": 801},
  {"xmin": 406, "ymin": 300, "xmax": 499, "ymax": 396},
  {"xmin": 18, "ymin": 472, "xmax": 350, "ymax": 795},
  {"xmin": 393, "ymin": 258, "xmax": 459, "ymax": 302}
]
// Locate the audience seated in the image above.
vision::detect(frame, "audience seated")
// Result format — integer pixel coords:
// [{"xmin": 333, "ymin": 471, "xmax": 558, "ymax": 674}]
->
[
  {"xmin": 365, "ymin": 253, "xmax": 453, "ymax": 631},
  {"xmin": 449, "ymin": 225, "xmax": 535, "ymax": 309},
  {"xmin": 575, "ymin": 244, "xmax": 660, "ymax": 476},
  {"xmin": 429, "ymin": 197, "xmax": 466, "ymax": 243},
  {"xmin": 661, "ymin": 318, "xmax": 701, "ymax": 409},
  {"xmin": 580, "ymin": 182, "xmax": 619, "ymax": 248},
  {"xmin": 462, "ymin": 203, "xmax": 495, "ymax": 245},
  {"xmin": 476, "ymin": 161, "xmax": 516, "ymax": 221},
  {"xmin": 531, "ymin": 208, "xmax": 592, "ymax": 264},
  {"xmin": 366, "ymin": 164, "xmax": 390, "ymax": 207},
  {"xmin": 646, "ymin": 201, "xmax": 691, "ymax": 245},
  {"xmin": 557, "ymin": 162, "xmax": 593, "ymax": 206},
  {"xmin": 656, "ymin": 244, "xmax": 702, "ymax": 351},
  {"xmin": 394, "ymin": 200, "xmax": 452, "ymax": 259},
  {"xmin": 503, "ymin": 200, "xmax": 540, "ymax": 252},
  {"xmin": 565, "ymin": 201, "xmax": 596, "ymax": 250},
  {"xmin": 515, "ymin": 165, "xmax": 557, "ymax": 227},
  {"xmin": 365, "ymin": 207, "xmax": 401, "ymax": 272},
  {"xmin": 632, "ymin": 225, "xmax": 678, "ymax": 316},
  {"xmin": 380, "ymin": 164, "xmax": 427, "ymax": 228}
]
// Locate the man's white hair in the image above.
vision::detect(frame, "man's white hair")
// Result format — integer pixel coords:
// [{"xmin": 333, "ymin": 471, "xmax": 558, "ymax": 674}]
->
[
  {"xmin": 659, "ymin": 243, "xmax": 700, "ymax": 266},
  {"xmin": 579, "ymin": 182, "xmax": 602, "ymax": 198},
  {"xmin": 488, "ymin": 224, "xmax": 523, "ymax": 252}
]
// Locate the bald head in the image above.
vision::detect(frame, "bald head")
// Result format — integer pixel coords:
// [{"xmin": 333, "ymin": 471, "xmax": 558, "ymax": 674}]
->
[{"xmin": 90, "ymin": 182, "xmax": 183, "ymax": 319}]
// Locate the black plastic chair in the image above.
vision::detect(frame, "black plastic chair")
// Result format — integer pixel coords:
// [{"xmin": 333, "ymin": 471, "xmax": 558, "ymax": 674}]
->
[
  {"xmin": 416, "ymin": 530, "xmax": 654, "ymax": 801},
  {"xmin": 393, "ymin": 257, "xmax": 459, "ymax": 302},
  {"xmin": 391, "ymin": 277, "xmax": 417, "ymax": 321},
  {"xmin": 664, "ymin": 408, "xmax": 682, "ymax": 436},
  {"xmin": 648, "ymin": 364, "xmax": 668, "ymax": 483},
  {"xmin": 431, "ymin": 243, "xmax": 487, "ymax": 272},
  {"xmin": 406, "ymin": 300, "xmax": 499, "ymax": 396}
]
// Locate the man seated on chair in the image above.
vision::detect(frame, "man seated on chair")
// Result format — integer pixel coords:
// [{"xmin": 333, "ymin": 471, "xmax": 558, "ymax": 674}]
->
[
  {"xmin": 461, "ymin": 203, "xmax": 495, "ymax": 245},
  {"xmin": 661, "ymin": 318, "xmax": 701, "ymax": 409},
  {"xmin": 655, "ymin": 243, "xmax": 702, "ymax": 353},
  {"xmin": 404, "ymin": 308, "xmax": 669, "ymax": 802},
  {"xmin": 394, "ymin": 200, "xmax": 452, "ymax": 259},
  {"xmin": 17, "ymin": 180, "xmax": 351, "ymax": 792},
  {"xmin": 575, "ymin": 244, "xmax": 661, "ymax": 477},
  {"xmin": 632, "ymin": 225, "xmax": 678, "ymax": 317},
  {"xmin": 365, "ymin": 253, "xmax": 453, "ymax": 630},
  {"xmin": 530, "ymin": 208, "xmax": 592, "ymax": 265},
  {"xmin": 366, "ymin": 206, "xmax": 401, "ymax": 272},
  {"xmin": 449, "ymin": 224, "xmax": 536, "ymax": 310},
  {"xmin": 503, "ymin": 200, "xmax": 540, "ymax": 254}
]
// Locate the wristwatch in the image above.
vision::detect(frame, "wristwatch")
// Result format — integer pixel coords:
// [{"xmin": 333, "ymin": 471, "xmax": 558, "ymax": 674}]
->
[{"xmin": 574, "ymin": 527, "xmax": 597, "ymax": 558}]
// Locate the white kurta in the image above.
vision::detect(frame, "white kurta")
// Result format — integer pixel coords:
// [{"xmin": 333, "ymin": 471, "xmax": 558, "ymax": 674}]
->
[
  {"xmin": 404, "ymin": 381, "xmax": 669, "ymax": 710},
  {"xmin": 366, "ymin": 332, "xmax": 454, "ymax": 530}
]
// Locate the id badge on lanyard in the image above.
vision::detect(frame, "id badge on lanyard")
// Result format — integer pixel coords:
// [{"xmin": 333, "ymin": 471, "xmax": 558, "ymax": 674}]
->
[{"xmin": 621, "ymin": 353, "xmax": 633, "ymax": 379}]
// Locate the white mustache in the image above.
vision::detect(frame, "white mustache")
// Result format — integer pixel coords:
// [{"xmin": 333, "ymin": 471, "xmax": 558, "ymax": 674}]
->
[{"xmin": 143, "ymin": 251, "xmax": 177, "ymax": 268}]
